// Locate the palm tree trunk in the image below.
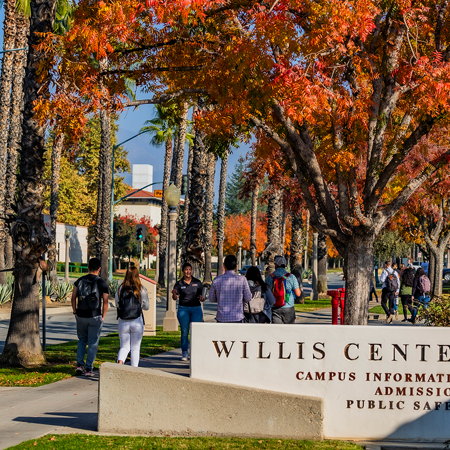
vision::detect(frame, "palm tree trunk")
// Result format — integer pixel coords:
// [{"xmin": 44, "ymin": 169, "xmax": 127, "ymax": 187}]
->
[
  {"xmin": 181, "ymin": 142, "xmax": 194, "ymax": 260},
  {"xmin": 290, "ymin": 209, "xmax": 304, "ymax": 303},
  {"xmin": 0, "ymin": 0, "xmax": 58, "ymax": 367},
  {"xmin": 216, "ymin": 150, "xmax": 228, "ymax": 276},
  {"xmin": 0, "ymin": 0, "xmax": 17, "ymax": 284},
  {"xmin": 182, "ymin": 98, "xmax": 208, "ymax": 279},
  {"xmin": 263, "ymin": 189, "xmax": 282, "ymax": 276},
  {"xmin": 203, "ymin": 152, "xmax": 217, "ymax": 283},
  {"xmin": 280, "ymin": 206, "xmax": 287, "ymax": 258},
  {"xmin": 48, "ymin": 134, "xmax": 63, "ymax": 283},
  {"xmin": 158, "ymin": 136, "xmax": 172, "ymax": 287},
  {"xmin": 5, "ymin": 14, "xmax": 29, "ymax": 270},
  {"xmin": 95, "ymin": 58, "xmax": 112, "ymax": 281},
  {"xmin": 250, "ymin": 182, "xmax": 259, "ymax": 266},
  {"xmin": 304, "ymin": 210, "xmax": 310, "ymax": 270}
]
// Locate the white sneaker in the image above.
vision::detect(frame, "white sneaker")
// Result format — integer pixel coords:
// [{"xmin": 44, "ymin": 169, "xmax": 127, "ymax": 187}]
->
[{"xmin": 181, "ymin": 351, "xmax": 188, "ymax": 361}]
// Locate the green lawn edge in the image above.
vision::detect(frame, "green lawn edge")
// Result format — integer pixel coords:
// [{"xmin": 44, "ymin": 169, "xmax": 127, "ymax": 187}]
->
[
  {"xmin": 0, "ymin": 327, "xmax": 181, "ymax": 388},
  {"xmin": 7, "ymin": 434, "xmax": 364, "ymax": 450},
  {"xmin": 295, "ymin": 298, "xmax": 332, "ymax": 313}
]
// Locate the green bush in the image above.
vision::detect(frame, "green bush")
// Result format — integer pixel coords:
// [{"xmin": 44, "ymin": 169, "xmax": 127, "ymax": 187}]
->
[
  {"xmin": 417, "ymin": 295, "xmax": 450, "ymax": 327},
  {"xmin": 108, "ymin": 279, "xmax": 121, "ymax": 297}
]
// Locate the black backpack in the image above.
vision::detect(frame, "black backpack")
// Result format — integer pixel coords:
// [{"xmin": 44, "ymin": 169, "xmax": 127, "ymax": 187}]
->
[
  {"xmin": 117, "ymin": 286, "xmax": 142, "ymax": 320},
  {"xmin": 385, "ymin": 270, "xmax": 398, "ymax": 292},
  {"xmin": 77, "ymin": 276, "xmax": 101, "ymax": 317}
]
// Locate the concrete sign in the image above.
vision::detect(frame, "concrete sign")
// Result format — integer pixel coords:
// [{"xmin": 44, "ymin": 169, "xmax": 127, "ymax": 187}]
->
[{"xmin": 190, "ymin": 323, "xmax": 450, "ymax": 441}]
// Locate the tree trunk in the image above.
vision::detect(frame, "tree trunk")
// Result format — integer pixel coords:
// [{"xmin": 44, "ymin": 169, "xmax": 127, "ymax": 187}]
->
[
  {"xmin": 263, "ymin": 189, "xmax": 282, "ymax": 276},
  {"xmin": 48, "ymin": 134, "xmax": 63, "ymax": 283},
  {"xmin": 317, "ymin": 233, "xmax": 328, "ymax": 294},
  {"xmin": 280, "ymin": 206, "xmax": 287, "ymax": 257},
  {"xmin": 290, "ymin": 209, "xmax": 304, "ymax": 304},
  {"xmin": 216, "ymin": 150, "xmax": 228, "ymax": 276},
  {"xmin": 424, "ymin": 231, "xmax": 450, "ymax": 298},
  {"xmin": 5, "ymin": 13, "xmax": 28, "ymax": 270},
  {"xmin": 182, "ymin": 98, "xmax": 208, "ymax": 279},
  {"xmin": 342, "ymin": 235, "xmax": 375, "ymax": 325},
  {"xmin": 203, "ymin": 152, "xmax": 217, "ymax": 283},
  {"xmin": 157, "ymin": 136, "xmax": 172, "ymax": 287},
  {"xmin": 181, "ymin": 142, "xmax": 194, "ymax": 260},
  {"xmin": 94, "ymin": 58, "xmax": 112, "ymax": 282},
  {"xmin": 304, "ymin": 210, "xmax": 309, "ymax": 270},
  {"xmin": 0, "ymin": 0, "xmax": 17, "ymax": 284},
  {"xmin": 0, "ymin": 0, "xmax": 58, "ymax": 367},
  {"xmin": 250, "ymin": 182, "xmax": 259, "ymax": 266}
]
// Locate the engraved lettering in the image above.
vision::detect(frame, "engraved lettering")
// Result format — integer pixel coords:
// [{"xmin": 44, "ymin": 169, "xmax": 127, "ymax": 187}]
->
[
  {"xmin": 313, "ymin": 342, "xmax": 325, "ymax": 360},
  {"xmin": 213, "ymin": 341, "xmax": 235, "ymax": 358},
  {"xmin": 258, "ymin": 342, "xmax": 271, "ymax": 359},
  {"xmin": 278, "ymin": 342, "xmax": 291, "ymax": 359},
  {"xmin": 392, "ymin": 344, "xmax": 408, "ymax": 361},
  {"xmin": 416, "ymin": 344, "xmax": 430, "ymax": 362},
  {"xmin": 370, "ymin": 344, "xmax": 382, "ymax": 361},
  {"xmin": 241, "ymin": 341, "xmax": 248, "ymax": 359},
  {"xmin": 344, "ymin": 343, "xmax": 359, "ymax": 361}
]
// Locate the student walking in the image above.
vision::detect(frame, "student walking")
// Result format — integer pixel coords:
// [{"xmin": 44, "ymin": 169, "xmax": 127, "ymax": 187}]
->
[
  {"xmin": 244, "ymin": 266, "xmax": 276, "ymax": 323},
  {"xmin": 409, "ymin": 267, "xmax": 431, "ymax": 324},
  {"xmin": 172, "ymin": 262, "xmax": 205, "ymax": 361},
  {"xmin": 265, "ymin": 256, "xmax": 301, "ymax": 324},
  {"xmin": 209, "ymin": 255, "xmax": 252, "ymax": 323},
  {"xmin": 379, "ymin": 260, "xmax": 400, "ymax": 324},
  {"xmin": 400, "ymin": 264, "xmax": 415, "ymax": 322},
  {"xmin": 71, "ymin": 258, "xmax": 109, "ymax": 376},
  {"xmin": 116, "ymin": 267, "xmax": 149, "ymax": 367}
]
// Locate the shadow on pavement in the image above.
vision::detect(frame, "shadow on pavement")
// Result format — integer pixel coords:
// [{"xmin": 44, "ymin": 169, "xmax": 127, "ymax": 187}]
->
[{"xmin": 13, "ymin": 412, "xmax": 97, "ymax": 431}]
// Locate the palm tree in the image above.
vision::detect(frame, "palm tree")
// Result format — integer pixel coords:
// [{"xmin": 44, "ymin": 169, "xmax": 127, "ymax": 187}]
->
[
  {"xmin": 216, "ymin": 150, "xmax": 228, "ymax": 275},
  {"xmin": 0, "ymin": 0, "xmax": 19, "ymax": 283},
  {"xmin": 263, "ymin": 188, "xmax": 282, "ymax": 276},
  {"xmin": 141, "ymin": 104, "xmax": 179, "ymax": 287},
  {"xmin": 318, "ymin": 233, "xmax": 328, "ymax": 293},
  {"xmin": 203, "ymin": 152, "xmax": 217, "ymax": 283},
  {"xmin": 4, "ymin": 10, "xmax": 29, "ymax": 270},
  {"xmin": 182, "ymin": 98, "xmax": 208, "ymax": 278},
  {"xmin": 0, "ymin": 0, "xmax": 59, "ymax": 367},
  {"xmin": 181, "ymin": 141, "xmax": 194, "ymax": 259},
  {"xmin": 290, "ymin": 209, "xmax": 304, "ymax": 303},
  {"xmin": 249, "ymin": 182, "xmax": 259, "ymax": 266}
]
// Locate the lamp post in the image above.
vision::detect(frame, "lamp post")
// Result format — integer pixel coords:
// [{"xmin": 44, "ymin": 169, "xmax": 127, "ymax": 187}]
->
[
  {"xmin": 163, "ymin": 183, "xmax": 181, "ymax": 332},
  {"xmin": 64, "ymin": 229, "xmax": 71, "ymax": 282},
  {"xmin": 238, "ymin": 240, "xmax": 243, "ymax": 271},
  {"xmin": 312, "ymin": 232, "xmax": 319, "ymax": 301},
  {"xmin": 155, "ymin": 234, "xmax": 160, "ymax": 282}
]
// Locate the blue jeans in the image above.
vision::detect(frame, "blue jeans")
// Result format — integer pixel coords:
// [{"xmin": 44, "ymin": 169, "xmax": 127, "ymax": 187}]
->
[
  {"xmin": 177, "ymin": 305, "xmax": 203, "ymax": 352},
  {"xmin": 76, "ymin": 315, "xmax": 103, "ymax": 370},
  {"xmin": 411, "ymin": 295, "xmax": 430, "ymax": 320}
]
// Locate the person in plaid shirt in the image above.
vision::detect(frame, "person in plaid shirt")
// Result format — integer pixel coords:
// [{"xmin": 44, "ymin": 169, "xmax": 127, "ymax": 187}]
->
[{"xmin": 209, "ymin": 255, "xmax": 252, "ymax": 323}]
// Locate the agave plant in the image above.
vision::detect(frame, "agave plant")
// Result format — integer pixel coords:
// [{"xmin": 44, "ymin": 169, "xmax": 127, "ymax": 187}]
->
[
  {"xmin": 38, "ymin": 280, "xmax": 57, "ymax": 301},
  {"xmin": 55, "ymin": 282, "xmax": 73, "ymax": 303},
  {"xmin": 0, "ymin": 284, "xmax": 12, "ymax": 305},
  {"xmin": 108, "ymin": 279, "xmax": 121, "ymax": 297}
]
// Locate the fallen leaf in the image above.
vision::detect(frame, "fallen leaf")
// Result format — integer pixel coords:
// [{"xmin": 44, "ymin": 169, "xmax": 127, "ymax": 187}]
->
[{"xmin": 50, "ymin": 437, "xmax": 56, "ymax": 441}]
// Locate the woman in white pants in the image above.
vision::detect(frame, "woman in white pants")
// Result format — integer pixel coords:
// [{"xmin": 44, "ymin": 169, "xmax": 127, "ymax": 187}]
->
[{"xmin": 115, "ymin": 267, "xmax": 149, "ymax": 367}]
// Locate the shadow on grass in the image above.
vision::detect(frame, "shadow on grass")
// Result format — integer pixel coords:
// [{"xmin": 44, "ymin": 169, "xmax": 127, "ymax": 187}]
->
[{"xmin": 0, "ymin": 327, "xmax": 181, "ymax": 387}]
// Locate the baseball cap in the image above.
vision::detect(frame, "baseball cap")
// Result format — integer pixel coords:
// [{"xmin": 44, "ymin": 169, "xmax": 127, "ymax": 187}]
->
[{"xmin": 274, "ymin": 256, "xmax": 287, "ymax": 266}]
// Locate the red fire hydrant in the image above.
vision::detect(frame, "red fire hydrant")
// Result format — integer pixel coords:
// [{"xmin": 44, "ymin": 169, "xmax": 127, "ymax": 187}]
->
[
  {"xmin": 327, "ymin": 289, "xmax": 340, "ymax": 325},
  {"xmin": 339, "ymin": 288, "xmax": 346, "ymax": 325}
]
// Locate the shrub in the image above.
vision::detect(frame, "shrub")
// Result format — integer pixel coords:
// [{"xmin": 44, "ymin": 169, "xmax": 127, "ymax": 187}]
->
[
  {"xmin": 0, "ymin": 284, "xmax": 12, "ymax": 305},
  {"xmin": 108, "ymin": 279, "xmax": 121, "ymax": 297},
  {"xmin": 55, "ymin": 282, "xmax": 73, "ymax": 303},
  {"xmin": 417, "ymin": 295, "xmax": 450, "ymax": 327}
]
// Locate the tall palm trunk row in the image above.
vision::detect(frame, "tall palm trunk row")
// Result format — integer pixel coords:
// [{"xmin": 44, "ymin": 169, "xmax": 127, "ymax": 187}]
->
[{"xmin": 216, "ymin": 150, "xmax": 228, "ymax": 276}]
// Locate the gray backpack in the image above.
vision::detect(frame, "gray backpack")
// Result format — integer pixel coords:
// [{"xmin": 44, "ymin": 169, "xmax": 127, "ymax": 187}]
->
[
  {"xmin": 77, "ymin": 276, "xmax": 101, "ymax": 316},
  {"xmin": 244, "ymin": 285, "xmax": 265, "ymax": 314}
]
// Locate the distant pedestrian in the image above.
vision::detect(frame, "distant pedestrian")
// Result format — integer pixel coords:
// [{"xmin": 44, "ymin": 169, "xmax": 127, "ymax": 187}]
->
[
  {"xmin": 245, "ymin": 266, "xmax": 276, "ymax": 323},
  {"xmin": 392, "ymin": 263, "xmax": 401, "ymax": 316},
  {"xmin": 172, "ymin": 262, "xmax": 205, "ymax": 361},
  {"xmin": 379, "ymin": 260, "xmax": 400, "ymax": 324},
  {"xmin": 265, "ymin": 256, "xmax": 301, "ymax": 324},
  {"xmin": 369, "ymin": 276, "xmax": 379, "ymax": 303},
  {"xmin": 409, "ymin": 267, "xmax": 431, "ymax": 324},
  {"xmin": 209, "ymin": 255, "xmax": 252, "ymax": 323},
  {"xmin": 400, "ymin": 265, "xmax": 415, "ymax": 322},
  {"xmin": 116, "ymin": 266, "xmax": 149, "ymax": 367},
  {"xmin": 71, "ymin": 258, "xmax": 109, "ymax": 376}
]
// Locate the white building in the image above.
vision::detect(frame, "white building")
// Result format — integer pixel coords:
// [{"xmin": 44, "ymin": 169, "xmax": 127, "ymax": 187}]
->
[
  {"xmin": 115, "ymin": 189, "xmax": 162, "ymax": 227},
  {"xmin": 54, "ymin": 222, "xmax": 89, "ymax": 263},
  {"xmin": 132, "ymin": 164, "xmax": 154, "ymax": 192}
]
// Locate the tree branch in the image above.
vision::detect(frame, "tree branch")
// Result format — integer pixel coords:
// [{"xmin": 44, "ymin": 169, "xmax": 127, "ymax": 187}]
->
[
  {"xmin": 123, "ymin": 89, "xmax": 208, "ymax": 108},
  {"xmin": 100, "ymin": 66, "xmax": 206, "ymax": 76}
]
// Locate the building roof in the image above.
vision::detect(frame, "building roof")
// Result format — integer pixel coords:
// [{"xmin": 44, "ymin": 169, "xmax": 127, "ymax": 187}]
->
[{"xmin": 125, "ymin": 189, "xmax": 161, "ymax": 199}]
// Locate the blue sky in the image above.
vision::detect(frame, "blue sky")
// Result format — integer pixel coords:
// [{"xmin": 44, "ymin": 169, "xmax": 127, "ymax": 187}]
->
[{"xmin": 0, "ymin": 8, "xmax": 250, "ymax": 199}]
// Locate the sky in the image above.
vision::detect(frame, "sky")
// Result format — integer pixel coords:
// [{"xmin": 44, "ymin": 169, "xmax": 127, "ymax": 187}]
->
[{"xmin": 0, "ymin": 8, "xmax": 250, "ymax": 201}]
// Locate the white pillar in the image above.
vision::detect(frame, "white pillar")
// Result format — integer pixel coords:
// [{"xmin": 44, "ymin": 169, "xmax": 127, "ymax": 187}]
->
[
  {"xmin": 163, "ymin": 210, "xmax": 178, "ymax": 331},
  {"xmin": 312, "ymin": 232, "xmax": 319, "ymax": 300}
]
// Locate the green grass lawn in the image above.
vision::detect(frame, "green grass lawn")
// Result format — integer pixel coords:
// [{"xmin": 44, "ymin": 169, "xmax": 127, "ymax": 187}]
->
[
  {"xmin": 295, "ymin": 297, "xmax": 332, "ymax": 312},
  {"xmin": 369, "ymin": 304, "xmax": 404, "ymax": 315},
  {"xmin": 8, "ymin": 435, "xmax": 363, "ymax": 450},
  {"xmin": 0, "ymin": 327, "xmax": 181, "ymax": 388}
]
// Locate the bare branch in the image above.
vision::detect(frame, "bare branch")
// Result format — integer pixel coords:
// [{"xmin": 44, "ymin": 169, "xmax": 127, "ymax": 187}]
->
[{"xmin": 100, "ymin": 66, "xmax": 206, "ymax": 76}]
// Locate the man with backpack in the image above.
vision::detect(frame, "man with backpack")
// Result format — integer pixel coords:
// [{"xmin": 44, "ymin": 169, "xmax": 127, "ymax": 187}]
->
[
  {"xmin": 379, "ymin": 260, "xmax": 400, "ymax": 324},
  {"xmin": 71, "ymin": 258, "xmax": 110, "ymax": 376},
  {"xmin": 265, "ymin": 256, "xmax": 301, "ymax": 324}
]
